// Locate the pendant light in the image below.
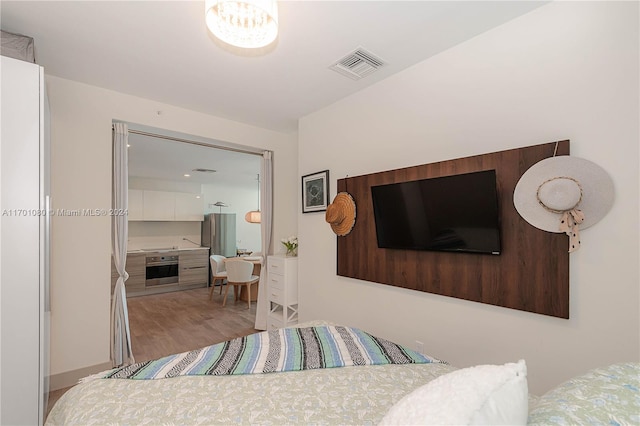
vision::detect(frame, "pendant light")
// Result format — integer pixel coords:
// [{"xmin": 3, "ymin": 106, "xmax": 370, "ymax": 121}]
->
[
  {"xmin": 204, "ymin": 0, "xmax": 278, "ymax": 49},
  {"xmin": 245, "ymin": 174, "xmax": 261, "ymax": 223}
]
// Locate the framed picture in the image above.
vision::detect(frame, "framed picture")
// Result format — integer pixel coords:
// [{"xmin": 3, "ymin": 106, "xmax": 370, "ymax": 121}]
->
[{"xmin": 302, "ymin": 170, "xmax": 330, "ymax": 213}]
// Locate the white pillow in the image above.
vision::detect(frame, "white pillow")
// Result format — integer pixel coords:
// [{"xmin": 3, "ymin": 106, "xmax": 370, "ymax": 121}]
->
[{"xmin": 379, "ymin": 360, "xmax": 528, "ymax": 426}]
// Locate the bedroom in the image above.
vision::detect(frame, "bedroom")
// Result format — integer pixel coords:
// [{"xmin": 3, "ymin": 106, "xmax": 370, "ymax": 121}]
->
[{"xmin": 1, "ymin": 0, "xmax": 638, "ymax": 424}]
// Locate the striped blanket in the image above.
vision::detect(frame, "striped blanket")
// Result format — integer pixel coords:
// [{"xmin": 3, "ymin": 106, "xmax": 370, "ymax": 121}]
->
[{"xmin": 104, "ymin": 325, "xmax": 443, "ymax": 380}]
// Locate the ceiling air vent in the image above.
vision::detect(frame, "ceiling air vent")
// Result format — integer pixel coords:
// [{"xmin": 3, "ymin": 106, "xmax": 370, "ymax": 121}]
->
[
  {"xmin": 192, "ymin": 168, "xmax": 217, "ymax": 173},
  {"xmin": 329, "ymin": 48, "xmax": 386, "ymax": 80}
]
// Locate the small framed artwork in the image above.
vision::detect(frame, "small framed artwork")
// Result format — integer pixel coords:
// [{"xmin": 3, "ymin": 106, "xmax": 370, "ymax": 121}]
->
[{"xmin": 302, "ymin": 170, "xmax": 330, "ymax": 213}]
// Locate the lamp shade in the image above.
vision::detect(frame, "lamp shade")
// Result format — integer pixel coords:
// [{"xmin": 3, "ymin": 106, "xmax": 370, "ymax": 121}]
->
[
  {"xmin": 245, "ymin": 173, "xmax": 261, "ymax": 223},
  {"xmin": 205, "ymin": 0, "xmax": 278, "ymax": 49},
  {"xmin": 245, "ymin": 210, "xmax": 261, "ymax": 223}
]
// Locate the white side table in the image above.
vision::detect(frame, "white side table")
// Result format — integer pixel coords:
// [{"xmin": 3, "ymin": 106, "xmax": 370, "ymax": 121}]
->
[{"xmin": 266, "ymin": 255, "xmax": 298, "ymax": 330}]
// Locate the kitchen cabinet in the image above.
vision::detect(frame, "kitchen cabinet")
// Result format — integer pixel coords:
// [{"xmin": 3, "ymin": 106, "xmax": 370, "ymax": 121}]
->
[
  {"xmin": 111, "ymin": 252, "xmax": 146, "ymax": 295},
  {"xmin": 113, "ymin": 249, "xmax": 209, "ymax": 297},
  {"xmin": 174, "ymin": 192, "xmax": 204, "ymax": 221},
  {"xmin": 128, "ymin": 189, "xmax": 144, "ymax": 221},
  {"xmin": 130, "ymin": 190, "xmax": 204, "ymax": 222},
  {"xmin": 267, "ymin": 255, "xmax": 298, "ymax": 330},
  {"xmin": 178, "ymin": 249, "xmax": 209, "ymax": 286},
  {"xmin": 0, "ymin": 55, "xmax": 50, "ymax": 425},
  {"xmin": 143, "ymin": 190, "xmax": 175, "ymax": 221}
]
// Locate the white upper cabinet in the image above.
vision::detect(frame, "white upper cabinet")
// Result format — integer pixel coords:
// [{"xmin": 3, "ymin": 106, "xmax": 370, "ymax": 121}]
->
[
  {"xmin": 142, "ymin": 190, "xmax": 175, "ymax": 221},
  {"xmin": 128, "ymin": 189, "xmax": 144, "ymax": 221},
  {"xmin": 131, "ymin": 189, "xmax": 203, "ymax": 221},
  {"xmin": 142, "ymin": 191, "xmax": 176, "ymax": 221},
  {"xmin": 174, "ymin": 192, "xmax": 205, "ymax": 221}
]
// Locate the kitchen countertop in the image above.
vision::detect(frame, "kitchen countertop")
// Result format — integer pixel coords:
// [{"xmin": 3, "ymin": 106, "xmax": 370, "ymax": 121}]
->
[{"xmin": 128, "ymin": 247, "xmax": 209, "ymax": 254}]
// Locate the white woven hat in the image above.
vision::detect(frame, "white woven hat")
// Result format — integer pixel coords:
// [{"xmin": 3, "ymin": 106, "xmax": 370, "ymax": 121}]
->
[{"xmin": 513, "ymin": 156, "xmax": 614, "ymax": 233}]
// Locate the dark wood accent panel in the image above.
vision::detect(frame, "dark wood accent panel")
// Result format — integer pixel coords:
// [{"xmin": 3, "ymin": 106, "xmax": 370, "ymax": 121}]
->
[{"xmin": 336, "ymin": 141, "xmax": 570, "ymax": 318}]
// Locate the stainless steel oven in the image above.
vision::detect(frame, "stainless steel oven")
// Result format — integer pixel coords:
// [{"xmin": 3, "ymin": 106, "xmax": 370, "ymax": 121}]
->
[{"xmin": 145, "ymin": 255, "xmax": 179, "ymax": 286}]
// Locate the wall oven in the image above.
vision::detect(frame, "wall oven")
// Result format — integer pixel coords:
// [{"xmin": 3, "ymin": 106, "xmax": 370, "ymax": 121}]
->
[{"xmin": 145, "ymin": 255, "xmax": 179, "ymax": 286}]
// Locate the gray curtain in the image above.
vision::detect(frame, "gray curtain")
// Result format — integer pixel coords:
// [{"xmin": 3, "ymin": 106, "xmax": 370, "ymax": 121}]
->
[
  {"xmin": 254, "ymin": 151, "xmax": 273, "ymax": 330},
  {"xmin": 111, "ymin": 123, "xmax": 135, "ymax": 366}
]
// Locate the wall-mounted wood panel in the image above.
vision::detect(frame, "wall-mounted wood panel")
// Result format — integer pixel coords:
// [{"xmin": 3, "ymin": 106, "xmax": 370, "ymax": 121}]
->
[{"xmin": 336, "ymin": 141, "xmax": 570, "ymax": 318}]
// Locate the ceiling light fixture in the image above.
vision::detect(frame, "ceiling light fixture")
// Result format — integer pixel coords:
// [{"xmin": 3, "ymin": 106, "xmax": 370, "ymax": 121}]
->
[
  {"xmin": 204, "ymin": 0, "xmax": 278, "ymax": 49},
  {"xmin": 245, "ymin": 174, "xmax": 261, "ymax": 223}
]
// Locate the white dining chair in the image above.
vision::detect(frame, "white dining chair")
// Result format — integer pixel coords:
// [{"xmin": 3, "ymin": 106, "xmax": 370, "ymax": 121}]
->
[
  {"xmin": 209, "ymin": 255, "xmax": 228, "ymax": 300},
  {"xmin": 223, "ymin": 260, "xmax": 259, "ymax": 309}
]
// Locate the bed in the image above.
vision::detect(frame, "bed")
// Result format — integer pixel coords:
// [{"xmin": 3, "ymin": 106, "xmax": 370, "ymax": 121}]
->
[{"xmin": 46, "ymin": 321, "xmax": 639, "ymax": 425}]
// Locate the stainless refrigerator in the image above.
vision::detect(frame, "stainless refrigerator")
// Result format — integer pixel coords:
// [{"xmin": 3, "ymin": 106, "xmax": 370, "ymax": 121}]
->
[{"xmin": 202, "ymin": 213, "xmax": 237, "ymax": 258}]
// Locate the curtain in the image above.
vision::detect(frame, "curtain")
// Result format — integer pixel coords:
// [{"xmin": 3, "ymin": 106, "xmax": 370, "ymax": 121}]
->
[
  {"xmin": 111, "ymin": 123, "xmax": 135, "ymax": 367},
  {"xmin": 254, "ymin": 151, "xmax": 273, "ymax": 330}
]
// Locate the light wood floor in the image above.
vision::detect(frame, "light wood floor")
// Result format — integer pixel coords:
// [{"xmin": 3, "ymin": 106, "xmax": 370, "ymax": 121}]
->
[
  {"xmin": 47, "ymin": 286, "xmax": 258, "ymax": 419},
  {"xmin": 127, "ymin": 285, "xmax": 258, "ymax": 362}
]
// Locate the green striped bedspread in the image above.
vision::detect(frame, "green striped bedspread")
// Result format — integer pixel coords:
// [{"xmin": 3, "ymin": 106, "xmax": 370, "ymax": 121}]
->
[{"xmin": 104, "ymin": 325, "xmax": 443, "ymax": 380}]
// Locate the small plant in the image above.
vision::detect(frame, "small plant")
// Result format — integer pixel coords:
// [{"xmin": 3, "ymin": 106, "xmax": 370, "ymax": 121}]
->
[{"xmin": 281, "ymin": 236, "xmax": 298, "ymax": 256}]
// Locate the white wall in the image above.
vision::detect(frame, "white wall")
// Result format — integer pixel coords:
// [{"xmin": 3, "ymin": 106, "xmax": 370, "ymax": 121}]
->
[
  {"xmin": 47, "ymin": 76, "xmax": 297, "ymax": 378},
  {"xmin": 202, "ymin": 180, "xmax": 262, "ymax": 253},
  {"xmin": 298, "ymin": 1, "xmax": 639, "ymax": 395},
  {"xmin": 128, "ymin": 222, "xmax": 202, "ymax": 251}
]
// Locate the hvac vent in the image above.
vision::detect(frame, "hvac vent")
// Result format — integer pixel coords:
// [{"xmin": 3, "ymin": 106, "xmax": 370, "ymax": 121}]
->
[
  {"xmin": 329, "ymin": 48, "xmax": 386, "ymax": 80},
  {"xmin": 193, "ymin": 168, "xmax": 217, "ymax": 173}
]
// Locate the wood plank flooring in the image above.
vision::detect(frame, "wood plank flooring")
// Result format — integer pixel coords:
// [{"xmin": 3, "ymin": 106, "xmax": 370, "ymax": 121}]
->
[
  {"xmin": 128, "ymin": 286, "xmax": 258, "ymax": 362},
  {"xmin": 46, "ymin": 286, "xmax": 257, "ymax": 419}
]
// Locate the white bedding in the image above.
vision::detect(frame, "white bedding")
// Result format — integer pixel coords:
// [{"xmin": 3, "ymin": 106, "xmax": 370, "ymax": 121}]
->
[
  {"xmin": 46, "ymin": 321, "xmax": 456, "ymax": 425},
  {"xmin": 46, "ymin": 321, "xmax": 638, "ymax": 425},
  {"xmin": 46, "ymin": 361, "xmax": 456, "ymax": 425}
]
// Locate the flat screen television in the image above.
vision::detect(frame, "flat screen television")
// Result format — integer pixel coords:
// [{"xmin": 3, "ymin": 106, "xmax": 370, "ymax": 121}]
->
[{"xmin": 371, "ymin": 169, "xmax": 501, "ymax": 255}]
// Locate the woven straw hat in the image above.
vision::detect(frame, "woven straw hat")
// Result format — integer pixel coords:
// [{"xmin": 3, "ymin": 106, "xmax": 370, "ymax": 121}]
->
[
  {"xmin": 325, "ymin": 192, "xmax": 356, "ymax": 236},
  {"xmin": 513, "ymin": 156, "xmax": 614, "ymax": 233}
]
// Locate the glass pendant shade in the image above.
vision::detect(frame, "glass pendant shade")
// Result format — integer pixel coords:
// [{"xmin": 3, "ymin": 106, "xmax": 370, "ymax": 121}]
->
[{"xmin": 205, "ymin": 0, "xmax": 278, "ymax": 49}]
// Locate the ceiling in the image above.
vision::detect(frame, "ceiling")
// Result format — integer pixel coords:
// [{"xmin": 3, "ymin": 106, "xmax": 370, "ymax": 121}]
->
[
  {"xmin": 1, "ymin": 1, "xmax": 547, "ymax": 135},
  {"xmin": 127, "ymin": 130, "xmax": 262, "ymax": 184}
]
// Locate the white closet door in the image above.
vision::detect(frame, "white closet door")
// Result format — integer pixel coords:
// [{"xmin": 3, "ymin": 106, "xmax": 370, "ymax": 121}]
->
[{"xmin": 0, "ymin": 55, "xmax": 48, "ymax": 425}]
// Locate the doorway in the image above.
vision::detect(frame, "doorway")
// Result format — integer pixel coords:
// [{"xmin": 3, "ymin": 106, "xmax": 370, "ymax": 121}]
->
[
  {"xmin": 126, "ymin": 128, "xmax": 262, "ymax": 256},
  {"xmin": 116, "ymin": 122, "xmax": 265, "ymax": 361}
]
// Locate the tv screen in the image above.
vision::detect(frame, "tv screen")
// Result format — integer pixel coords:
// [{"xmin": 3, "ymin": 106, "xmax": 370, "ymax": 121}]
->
[{"xmin": 371, "ymin": 170, "xmax": 501, "ymax": 254}]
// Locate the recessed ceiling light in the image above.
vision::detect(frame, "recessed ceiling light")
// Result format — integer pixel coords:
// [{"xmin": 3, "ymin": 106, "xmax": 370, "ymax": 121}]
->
[{"xmin": 184, "ymin": 174, "xmax": 191, "ymax": 177}]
